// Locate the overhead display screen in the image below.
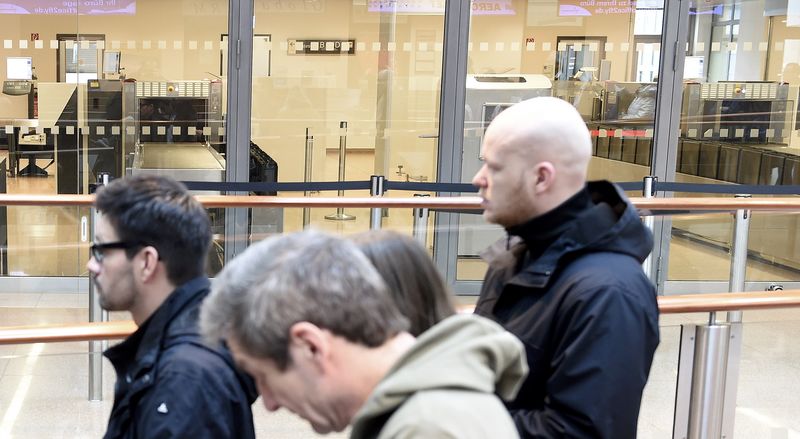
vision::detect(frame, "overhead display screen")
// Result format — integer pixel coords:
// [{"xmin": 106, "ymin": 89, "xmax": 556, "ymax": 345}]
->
[{"xmin": 0, "ymin": 1, "xmax": 136, "ymax": 15}]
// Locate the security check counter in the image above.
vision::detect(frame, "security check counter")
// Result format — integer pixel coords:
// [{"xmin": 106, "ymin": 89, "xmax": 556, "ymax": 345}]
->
[
  {"xmin": 129, "ymin": 142, "xmax": 225, "ymax": 195},
  {"xmin": 459, "ymin": 74, "xmax": 552, "ymax": 257},
  {"xmin": 125, "ymin": 80, "xmax": 225, "ymax": 190}
]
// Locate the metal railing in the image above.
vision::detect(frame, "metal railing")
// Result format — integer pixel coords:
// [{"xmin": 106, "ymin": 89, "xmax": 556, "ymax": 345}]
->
[{"xmin": 0, "ymin": 189, "xmax": 799, "ymax": 438}]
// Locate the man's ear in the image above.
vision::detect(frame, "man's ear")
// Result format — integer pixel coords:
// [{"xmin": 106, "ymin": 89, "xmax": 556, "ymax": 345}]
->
[
  {"xmin": 533, "ymin": 161, "xmax": 556, "ymax": 194},
  {"xmin": 288, "ymin": 322, "xmax": 330, "ymax": 372},
  {"xmin": 137, "ymin": 246, "xmax": 160, "ymax": 282}
]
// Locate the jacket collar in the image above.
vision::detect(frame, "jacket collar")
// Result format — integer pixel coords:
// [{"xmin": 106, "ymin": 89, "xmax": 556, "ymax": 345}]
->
[
  {"xmin": 104, "ymin": 276, "xmax": 211, "ymax": 374},
  {"xmin": 482, "ymin": 181, "xmax": 646, "ymax": 289}
]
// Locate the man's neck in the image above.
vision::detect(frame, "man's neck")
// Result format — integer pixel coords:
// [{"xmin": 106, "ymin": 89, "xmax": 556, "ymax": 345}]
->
[
  {"xmin": 337, "ymin": 332, "xmax": 416, "ymax": 422},
  {"xmin": 129, "ymin": 278, "xmax": 177, "ymax": 326}
]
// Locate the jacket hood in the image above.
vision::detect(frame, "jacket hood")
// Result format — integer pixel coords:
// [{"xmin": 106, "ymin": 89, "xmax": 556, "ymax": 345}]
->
[
  {"xmin": 577, "ymin": 180, "xmax": 652, "ymax": 260},
  {"xmin": 483, "ymin": 180, "xmax": 652, "ymax": 288},
  {"xmin": 351, "ymin": 314, "xmax": 527, "ymax": 431}
]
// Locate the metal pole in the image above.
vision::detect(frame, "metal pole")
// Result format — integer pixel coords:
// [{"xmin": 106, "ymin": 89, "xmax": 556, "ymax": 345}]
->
[
  {"xmin": 326, "ymin": 121, "xmax": 355, "ymax": 221},
  {"xmin": 412, "ymin": 194, "xmax": 431, "ymax": 246},
  {"xmin": 89, "ymin": 173, "xmax": 110, "ymax": 402},
  {"xmin": 728, "ymin": 194, "xmax": 751, "ymax": 323},
  {"xmin": 687, "ymin": 323, "xmax": 731, "ymax": 439},
  {"xmin": 642, "ymin": 176, "xmax": 657, "ymax": 281},
  {"xmin": 369, "ymin": 175, "xmax": 386, "ymax": 230},
  {"xmin": 303, "ymin": 128, "xmax": 313, "ymax": 228}
]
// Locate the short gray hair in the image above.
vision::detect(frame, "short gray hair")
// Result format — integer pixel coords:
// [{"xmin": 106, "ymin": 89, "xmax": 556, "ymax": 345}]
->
[{"xmin": 200, "ymin": 230, "xmax": 409, "ymax": 369}]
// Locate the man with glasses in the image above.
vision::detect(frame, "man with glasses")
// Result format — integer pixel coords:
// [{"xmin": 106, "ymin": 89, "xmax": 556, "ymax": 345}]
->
[{"xmin": 88, "ymin": 174, "xmax": 256, "ymax": 438}]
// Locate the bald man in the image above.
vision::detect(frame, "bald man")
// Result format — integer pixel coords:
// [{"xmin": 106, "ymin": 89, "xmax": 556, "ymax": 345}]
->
[{"xmin": 472, "ymin": 97, "xmax": 659, "ymax": 438}]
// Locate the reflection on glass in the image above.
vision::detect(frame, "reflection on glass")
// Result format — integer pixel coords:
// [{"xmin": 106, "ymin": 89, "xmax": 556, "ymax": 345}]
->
[
  {"xmin": 0, "ymin": 1, "xmax": 229, "ymax": 276},
  {"xmin": 456, "ymin": 1, "xmax": 663, "ymax": 281},
  {"xmin": 672, "ymin": 0, "xmax": 800, "ymax": 282}
]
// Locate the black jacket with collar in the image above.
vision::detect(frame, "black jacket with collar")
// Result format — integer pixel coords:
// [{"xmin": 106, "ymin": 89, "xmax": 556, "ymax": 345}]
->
[
  {"xmin": 475, "ymin": 181, "xmax": 660, "ymax": 439},
  {"xmin": 103, "ymin": 277, "xmax": 257, "ymax": 439}
]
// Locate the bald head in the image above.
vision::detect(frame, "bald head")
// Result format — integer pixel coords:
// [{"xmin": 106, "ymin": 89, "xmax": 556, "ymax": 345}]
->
[
  {"xmin": 486, "ymin": 97, "xmax": 592, "ymax": 180},
  {"xmin": 472, "ymin": 97, "xmax": 593, "ymax": 227}
]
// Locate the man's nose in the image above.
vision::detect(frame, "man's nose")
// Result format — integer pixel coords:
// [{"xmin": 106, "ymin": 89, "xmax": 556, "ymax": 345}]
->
[
  {"xmin": 86, "ymin": 256, "xmax": 100, "ymax": 274},
  {"xmin": 472, "ymin": 164, "xmax": 486, "ymax": 187}
]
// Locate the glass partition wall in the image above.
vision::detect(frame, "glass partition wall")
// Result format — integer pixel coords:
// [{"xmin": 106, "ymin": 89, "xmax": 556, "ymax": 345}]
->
[
  {"xmin": 1, "ymin": 0, "xmax": 799, "ymax": 293},
  {"xmin": 249, "ymin": 2, "xmax": 445, "ymax": 241},
  {"xmin": 453, "ymin": 0, "xmax": 665, "ymax": 285},
  {"xmin": 0, "ymin": 1, "xmax": 231, "ymax": 285},
  {"xmin": 668, "ymin": 0, "xmax": 800, "ymax": 288}
]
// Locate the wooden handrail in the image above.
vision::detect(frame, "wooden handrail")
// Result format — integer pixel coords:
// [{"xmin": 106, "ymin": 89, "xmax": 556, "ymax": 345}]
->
[
  {"xmin": 1, "ymin": 193, "xmax": 800, "ymax": 211},
  {"xmin": 0, "ymin": 321, "xmax": 137, "ymax": 345},
  {"xmin": 1, "ymin": 290, "xmax": 799, "ymax": 345},
  {"xmin": 457, "ymin": 290, "xmax": 800, "ymax": 315}
]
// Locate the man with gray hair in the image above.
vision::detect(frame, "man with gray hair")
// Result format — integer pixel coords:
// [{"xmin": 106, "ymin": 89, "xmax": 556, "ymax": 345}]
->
[
  {"xmin": 200, "ymin": 230, "xmax": 528, "ymax": 438},
  {"xmin": 472, "ymin": 96, "xmax": 660, "ymax": 438}
]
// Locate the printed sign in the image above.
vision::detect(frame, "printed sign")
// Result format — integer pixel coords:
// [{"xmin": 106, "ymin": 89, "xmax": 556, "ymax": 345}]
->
[
  {"xmin": 368, "ymin": 0, "xmax": 515, "ymax": 15},
  {"xmin": 558, "ymin": 0, "xmax": 636, "ymax": 16},
  {"xmin": 0, "ymin": 1, "xmax": 136, "ymax": 15}
]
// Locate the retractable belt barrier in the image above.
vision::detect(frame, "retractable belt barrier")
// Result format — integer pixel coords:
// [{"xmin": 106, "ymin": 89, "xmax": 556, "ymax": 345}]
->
[{"xmin": 180, "ymin": 179, "xmax": 800, "ymax": 197}]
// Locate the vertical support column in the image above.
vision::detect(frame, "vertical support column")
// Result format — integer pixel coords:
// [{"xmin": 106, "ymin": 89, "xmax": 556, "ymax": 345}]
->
[
  {"xmin": 88, "ymin": 173, "xmax": 110, "ymax": 402},
  {"xmin": 433, "ymin": 0, "xmax": 470, "ymax": 291},
  {"xmin": 223, "ymin": 0, "xmax": 254, "ymax": 263},
  {"xmin": 642, "ymin": 176, "xmax": 657, "ymax": 282},
  {"xmin": 412, "ymin": 193, "xmax": 431, "ymax": 246},
  {"xmin": 369, "ymin": 175, "xmax": 385, "ymax": 230},
  {"xmin": 326, "ymin": 121, "xmax": 355, "ymax": 221},
  {"xmin": 303, "ymin": 128, "xmax": 314, "ymax": 228}
]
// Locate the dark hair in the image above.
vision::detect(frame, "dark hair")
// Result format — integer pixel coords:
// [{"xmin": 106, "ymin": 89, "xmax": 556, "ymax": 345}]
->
[
  {"xmin": 350, "ymin": 230, "xmax": 456, "ymax": 336},
  {"xmin": 94, "ymin": 174, "xmax": 211, "ymax": 286}
]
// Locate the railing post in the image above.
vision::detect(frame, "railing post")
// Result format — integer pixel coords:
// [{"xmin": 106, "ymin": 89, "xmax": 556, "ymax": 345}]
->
[
  {"xmin": 687, "ymin": 320, "xmax": 731, "ymax": 438},
  {"xmin": 728, "ymin": 194, "xmax": 751, "ymax": 322},
  {"xmin": 412, "ymin": 193, "xmax": 430, "ymax": 246},
  {"xmin": 89, "ymin": 173, "xmax": 110, "ymax": 402},
  {"xmin": 717, "ymin": 193, "xmax": 750, "ymax": 438},
  {"xmin": 325, "ymin": 121, "xmax": 355, "ymax": 221},
  {"xmin": 369, "ymin": 175, "xmax": 385, "ymax": 230},
  {"xmin": 642, "ymin": 176, "xmax": 657, "ymax": 282},
  {"xmin": 302, "ymin": 128, "xmax": 314, "ymax": 228}
]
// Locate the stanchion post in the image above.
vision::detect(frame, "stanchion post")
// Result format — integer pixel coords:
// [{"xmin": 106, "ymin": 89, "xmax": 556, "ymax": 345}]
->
[
  {"xmin": 369, "ymin": 175, "xmax": 385, "ymax": 230},
  {"xmin": 89, "ymin": 173, "xmax": 110, "ymax": 402},
  {"xmin": 326, "ymin": 121, "xmax": 355, "ymax": 221},
  {"xmin": 412, "ymin": 194, "xmax": 430, "ymax": 246},
  {"xmin": 303, "ymin": 128, "xmax": 314, "ymax": 228},
  {"xmin": 642, "ymin": 176, "xmax": 657, "ymax": 281}
]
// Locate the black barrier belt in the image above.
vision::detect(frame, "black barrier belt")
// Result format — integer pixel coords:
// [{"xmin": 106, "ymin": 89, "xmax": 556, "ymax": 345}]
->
[
  {"xmin": 655, "ymin": 182, "xmax": 800, "ymax": 195},
  {"xmin": 182, "ymin": 180, "xmax": 373, "ymax": 192},
  {"xmin": 179, "ymin": 179, "xmax": 800, "ymax": 196},
  {"xmin": 384, "ymin": 181, "xmax": 478, "ymax": 192}
]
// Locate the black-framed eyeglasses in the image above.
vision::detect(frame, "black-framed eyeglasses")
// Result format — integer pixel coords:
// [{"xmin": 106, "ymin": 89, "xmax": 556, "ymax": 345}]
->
[{"xmin": 90, "ymin": 241, "xmax": 144, "ymax": 263}]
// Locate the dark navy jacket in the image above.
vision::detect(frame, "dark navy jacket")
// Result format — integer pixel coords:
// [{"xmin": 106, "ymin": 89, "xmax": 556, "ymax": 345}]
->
[
  {"xmin": 475, "ymin": 181, "xmax": 660, "ymax": 439},
  {"xmin": 103, "ymin": 277, "xmax": 257, "ymax": 439}
]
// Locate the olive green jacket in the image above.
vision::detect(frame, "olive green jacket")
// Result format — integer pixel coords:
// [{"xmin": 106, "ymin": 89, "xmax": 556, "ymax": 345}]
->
[{"xmin": 350, "ymin": 314, "xmax": 527, "ymax": 439}]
